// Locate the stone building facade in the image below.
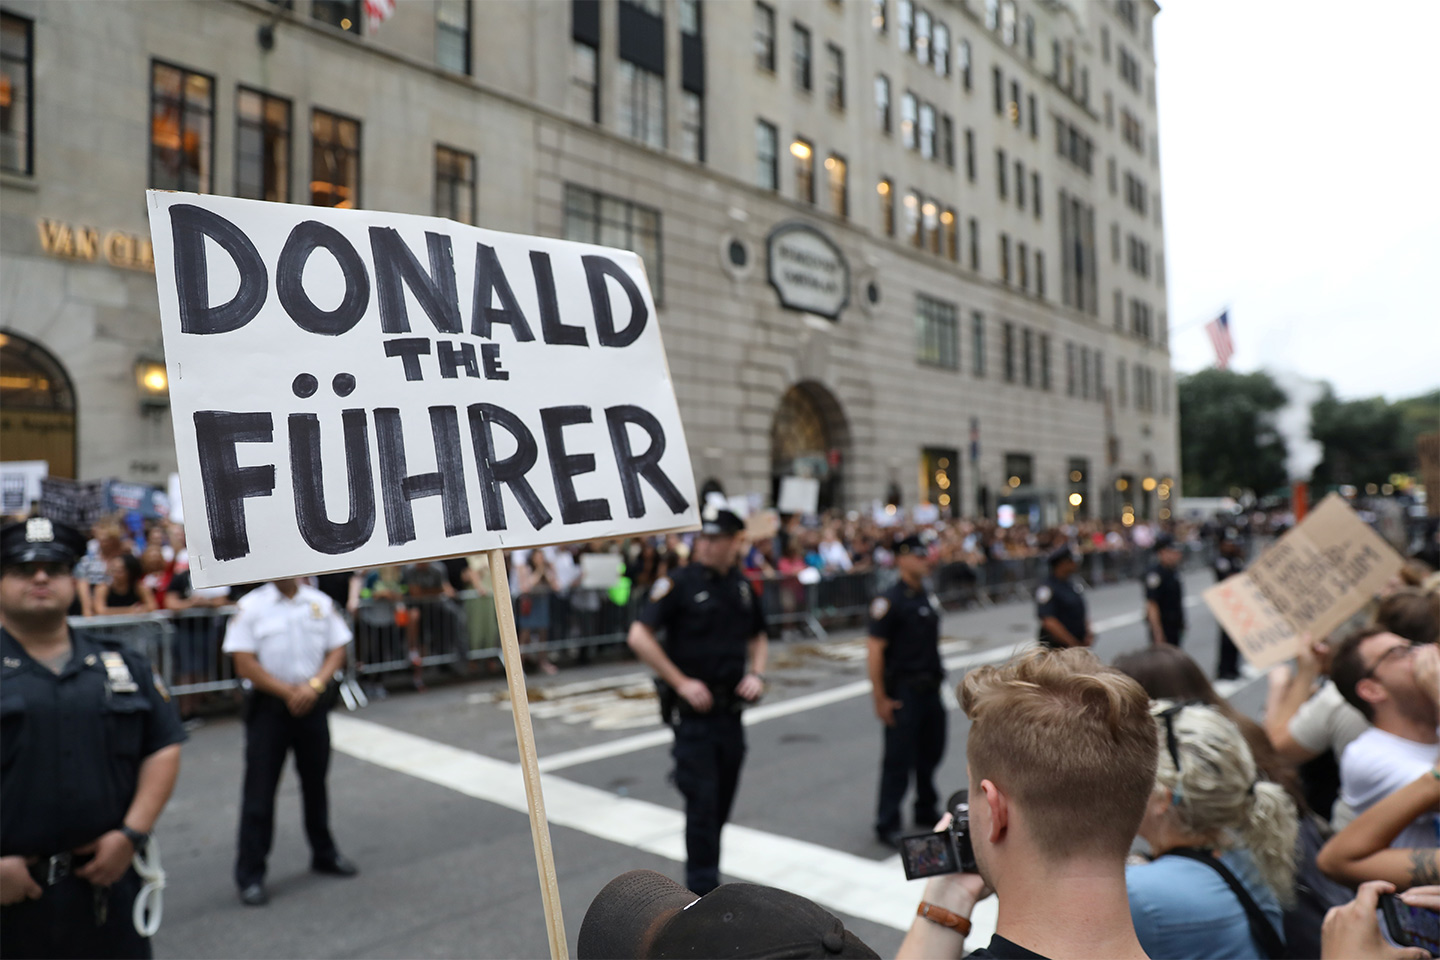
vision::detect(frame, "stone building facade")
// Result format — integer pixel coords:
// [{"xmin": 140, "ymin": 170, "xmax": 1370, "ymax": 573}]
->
[{"xmin": 0, "ymin": 0, "xmax": 1178, "ymax": 524}]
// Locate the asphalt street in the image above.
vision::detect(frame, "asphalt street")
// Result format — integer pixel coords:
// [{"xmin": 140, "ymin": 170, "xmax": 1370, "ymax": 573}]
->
[{"xmin": 151, "ymin": 567, "xmax": 1266, "ymax": 959}]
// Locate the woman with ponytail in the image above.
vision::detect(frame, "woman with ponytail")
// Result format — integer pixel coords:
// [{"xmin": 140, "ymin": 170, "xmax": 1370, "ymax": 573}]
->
[{"xmin": 1126, "ymin": 700, "xmax": 1300, "ymax": 959}]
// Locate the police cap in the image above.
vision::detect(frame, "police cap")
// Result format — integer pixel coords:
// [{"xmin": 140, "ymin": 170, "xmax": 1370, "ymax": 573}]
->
[
  {"xmin": 1048, "ymin": 545, "xmax": 1078, "ymax": 568},
  {"xmin": 699, "ymin": 505, "xmax": 745, "ymax": 536},
  {"xmin": 893, "ymin": 534, "xmax": 926, "ymax": 556},
  {"xmin": 1154, "ymin": 533, "xmax": 1178, "ymax": 551},
  {"xmin": 1, "ymin": 517, "xmax": 87, "ymax": 568}
]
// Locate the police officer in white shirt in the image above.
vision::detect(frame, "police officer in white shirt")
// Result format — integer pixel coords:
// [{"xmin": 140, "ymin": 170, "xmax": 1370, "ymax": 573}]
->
[{"xmin": 222, "ymin": 578, "xmax": 356, "ymax": 906}]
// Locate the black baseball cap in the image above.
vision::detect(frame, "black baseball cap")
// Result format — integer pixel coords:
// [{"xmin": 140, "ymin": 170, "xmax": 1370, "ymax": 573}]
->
[
  {"xmin": 893, "ymin": 534, "xmax": 926, "ymax": 556},
  {"xmin": 1048, "ymin": 545, "xmax": 1078, "ymax": 567},
  {"xmin": 1154, "ymin": 533, "xmax": 1178, "ymax": 551},
  {"xmin": 577, "ymin": 870, "xmax": 879, "ymax": 959},
  {"xmin": 0, "ymin": 518, "xmax": 87, "ymax": 568},
  {"xmin": 700, "ymin": 505, "xmax": 745, "ymax": 536}
]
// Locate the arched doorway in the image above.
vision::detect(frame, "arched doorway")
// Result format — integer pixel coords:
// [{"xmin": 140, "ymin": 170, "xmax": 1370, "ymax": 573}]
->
[
  {"xmin": 0, "ymin": 331, "xmax": 77, "ymax": 478},
  {"xmin": 770, "ymin": 382, "xmax": 849, "ymax": 511}
]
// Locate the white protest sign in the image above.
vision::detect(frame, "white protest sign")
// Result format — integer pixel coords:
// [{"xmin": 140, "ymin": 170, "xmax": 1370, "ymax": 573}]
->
[
  {"xmin": 579, "ymin": 552, "xmax": 624, "ymax": 591},
  {"xmin": 777, "ymin": 476, "xmax": 820, "ymax": 515},
  {"xmin": 148, "ymin": 192, "xmax": 699, "ymax": 587},
  {"xmin": 1203, "ymin": 493, "xmax": 1404, "ymax": 669}
]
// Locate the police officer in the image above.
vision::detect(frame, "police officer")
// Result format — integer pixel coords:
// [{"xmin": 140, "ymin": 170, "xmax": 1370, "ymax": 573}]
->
[
  {"xmin": 1213, "ymin": 534, "xmax": 1245, "ymax": 679},
  {"xmin": 867, "ymin": 535, "xmax": 946, "ymax": 846},
  {"xmin": 1144, "ymin": 533, "xmax": 1186, "ymax": 647},
  {"xmin": 223, "ymin": 577, "xmax": 357, "ymax": 906},
  {"xmin": 0, "ymin": 518, "xmax": 185, "ymax": 959},
  {"xmin": 627, "ymin": 506, "xmax": 767, "ymax": 895},
  {"xmin": 1036, "ymin": 546, "xmax": 1093, "ymax": 650}
]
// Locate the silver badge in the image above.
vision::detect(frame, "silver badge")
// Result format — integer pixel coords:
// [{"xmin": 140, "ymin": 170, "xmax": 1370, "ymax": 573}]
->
[
  {"xmin": 100, "ymin": 651, "xmax": 139, "ymax": 693},
  {"xmin": 25, "ymin": 517, "xmax": 54, "ymax": 543}
]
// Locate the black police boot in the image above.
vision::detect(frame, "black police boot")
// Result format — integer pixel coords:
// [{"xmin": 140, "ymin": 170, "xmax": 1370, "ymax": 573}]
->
[
  {"xmin": 312, "ymin": 854, "xmax": 360, "ymax": 877},
  {"xmin": 239, "ymin": 883, "xmax": 269, "ymax": 906}
]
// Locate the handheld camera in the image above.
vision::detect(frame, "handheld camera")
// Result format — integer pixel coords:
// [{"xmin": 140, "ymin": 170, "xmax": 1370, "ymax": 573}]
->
[{"xmin": 897, "ymin": 789, "xmax": 978, "ymax": 881}]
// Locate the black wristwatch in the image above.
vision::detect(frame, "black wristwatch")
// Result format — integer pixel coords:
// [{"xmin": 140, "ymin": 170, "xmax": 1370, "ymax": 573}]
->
[{"xmin": 119, "ymin": 825, "xmax": 149, "ymax": 851}]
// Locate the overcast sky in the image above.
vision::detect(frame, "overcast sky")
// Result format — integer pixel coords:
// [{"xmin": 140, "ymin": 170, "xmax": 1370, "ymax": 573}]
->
[{"xmin": 1154, "ymin": 0, "xmax": 1440, "ymax": 402}]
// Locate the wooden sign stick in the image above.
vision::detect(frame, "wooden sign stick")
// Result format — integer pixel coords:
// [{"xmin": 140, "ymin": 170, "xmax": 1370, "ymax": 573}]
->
[{"xmin": 487, "ymin": 548, "xmax": 568, "ymax": 960}]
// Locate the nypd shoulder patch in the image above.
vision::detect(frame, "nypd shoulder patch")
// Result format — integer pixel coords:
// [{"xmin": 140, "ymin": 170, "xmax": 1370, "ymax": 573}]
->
[
  {"xmin": 869, "ymin": 597, "xmax": 890, "ymax": 620},
  {"xmin": 650, "ymin": 577, "xmax": 673, "ymax": 602},
  {"xmin": 1035, "ymin": 585, "xmax": 1052, "ymax": 604},
  {"xmin": 1146, "ymin": 572, "xmax": 1162, "ymax": 589}
]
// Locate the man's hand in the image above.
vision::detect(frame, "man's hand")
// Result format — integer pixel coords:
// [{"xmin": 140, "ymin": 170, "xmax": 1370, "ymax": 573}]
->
[
  {"xmin": 1321, "ymin": 880, "xmax": 1429, "ymax": 960},
  {"xmin": 73, "ymin": 831, "xmax": 135, "ymax": 888},
  {"xmin": 1295, "ymin": 633, "xmax": 1331, "ymax": 678},
  {"xmin": 286, "ymin": 682, "xmax": 319, "ymax": 717},
  {"xmin": 735, "ymin": 673, "xmax": 764, "ymax": 702},
  {"xmin": 874, "ymin": 695, "xmax": 903, "ymax": 727},
  {"xmin": 675, "ymin": 678, "xmax": 713, "ymax": 713},
  {"xmin": 0, "ymin": 855, "xmax": 41, "ymax": 905}
]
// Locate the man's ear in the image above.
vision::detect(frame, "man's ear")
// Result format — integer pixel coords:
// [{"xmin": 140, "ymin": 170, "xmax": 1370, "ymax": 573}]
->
[
  {"xmin": 980, "ymin": 778, "xmax": 1007, "ymax": 845},
  {"xmin": 1356, "ymin": 676, "xmax": 1388, "ymax": 709}
]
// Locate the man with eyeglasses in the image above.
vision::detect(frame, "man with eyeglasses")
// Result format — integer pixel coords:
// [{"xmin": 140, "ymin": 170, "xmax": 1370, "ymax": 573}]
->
[
  {"xmin": 1330, "ymin": 625, "xmax": 1440, "ymax": 849},
  {"xmin": 0, "ymin": 518, "xmax": 185, "ymax": 958}
]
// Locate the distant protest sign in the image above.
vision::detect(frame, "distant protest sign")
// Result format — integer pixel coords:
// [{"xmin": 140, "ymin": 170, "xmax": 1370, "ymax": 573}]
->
[
  {"xmin": 1203, "ymin": 494, "xmax": 1404, "ymax": 669},
  {"xmin": 148, "ymin": 192, "xmax": 699, "ymax": 588}
]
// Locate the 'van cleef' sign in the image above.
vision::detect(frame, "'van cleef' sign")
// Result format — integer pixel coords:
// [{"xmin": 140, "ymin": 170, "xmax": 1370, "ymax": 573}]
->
[{"xmin": 766, "ymin": 222, "xmax": 849, "ymax": 321}]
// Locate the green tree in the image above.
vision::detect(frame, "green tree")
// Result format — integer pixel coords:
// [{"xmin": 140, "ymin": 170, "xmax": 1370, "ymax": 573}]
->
[
  {"xmin": 1312, "ymin": 388, "xmax": 1439, "ymax": 488},
  {"xmin": 1178, "ymin": 369, "xmax": 1288, "ymax": 496}
]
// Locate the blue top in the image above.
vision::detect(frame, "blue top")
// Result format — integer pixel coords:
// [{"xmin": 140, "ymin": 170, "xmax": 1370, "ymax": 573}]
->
[{"xmin": 1126, "ymin": 849, "xmax": 1283, "ymax": 960}]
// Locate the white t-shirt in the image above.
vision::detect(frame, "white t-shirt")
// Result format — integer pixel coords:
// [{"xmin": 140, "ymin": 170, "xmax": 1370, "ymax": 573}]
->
[
  {"xmin": 222, "ymin": 583, "xmax": 353, "ymax": 685},
  {"xmin": 1289, "ymin": 680, "xmax": 1370, "ymax": 757},
  {"xmin": 1339, "ymin": 726, "xmax": 1440, "ymax": 849}
]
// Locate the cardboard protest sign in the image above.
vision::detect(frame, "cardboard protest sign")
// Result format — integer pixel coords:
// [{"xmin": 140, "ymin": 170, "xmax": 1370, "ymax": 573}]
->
[
  {"xmin": 148, "ymin": 192, "xmax": 699, "ymax": 588},
  {"xmin": 1203, "ymin": 493, "xmax": 1404, "ymax": 669},
  {"xmin": 777, "ymin": 476, "xmax": 820, "ymax": 515}
]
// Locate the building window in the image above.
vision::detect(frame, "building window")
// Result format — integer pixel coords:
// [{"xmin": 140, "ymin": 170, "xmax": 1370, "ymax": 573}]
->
[
  {"xmin": 1108, "ymin": 156, "xmax": 1118, "ymax": 195},
  {"xmin": 0, "ymin": 12, "xmax": 33, "ymax": 175},
  {"xmin": 679, "ymin": 0, "xmax": 701, "ymax": 36},
  {"xmin": 1058, "ymin": 191, "xmax": 1097, "ymax": 314},
  {"xmin": 436, "ymin": 0, "xmax": 471, "ymax": 74},
  {"xmin": 754, "ymin": 2, "xmax": 776, "ymax": 71},
  {"xmin": 1066, "ymin": 342, "xmax": 1076, "ymax": 396},
  {"xmin": 904, "ymin": 190, "xmax": 921, "ymax": 246},
  {"xmin": 1039, "ymin": 334, "xmax": 1051, "ymax": 390},
  {"xmin": 996, "ymin": 148, "xmax": 1007, "ymax": 199},
  {"xmin": 999, "ymin": 233, "xmax": 1010, "ymax": 283},
  {"xmin": 313, "ymin": 0, "xmax": 361, "ymax": 34},
  {"xmin": 1094, "ymin": 349, "xmax": 1105, "ymax": 401},
  {"xmin": 914, "ymin": 8, "xmax": 931, "ymax": 63},
  {"xmin": 1032, "ymin": 172, "xmax": 1042, "ymax": 218},
  {"xmin": 674, "ymin": 90, "xmax": 704, "ymax": 161},
  {"xmin": 1022, "ymin": 327, "xmax": 1034, "ymax": 386},
  {"xmin": 915, "ymin": 294, "xmax": 960, "ymax": 370},
  {"xmin": 1080, "ymin": 345, "xmax": 1091, "ymax": 399},
  {"xmin": 923, "ymin": 198, "xmax": 940, "ymax": 254},
  {"xmin": 1002, "ymin": 321, "xmax": 1016, "ymax": 383},
  {"xmin": 825, "ymin": 44, "xmax": 845, "ymax": 110},
  {"xmin": 968, "ymin": 217, "xmax": 979, "ymax": 271},
  {"xmin": 958, "ymin": 38, "xmax": 972, "ymax": 90},
  {"xmin": 942, "ymin": 208, "xmax": 957, "ymax": 260},
  {"xmin": 1035, "ymin": 251, "xmax": 1045, "ymax": 298},
  {"xmin": 1017, "ymin": 241, "xmax": 1028, "ymax": 290},
  {"xmin": 617, "ymin": 62, "xmax": 665, "ymax": 148},
  {"xmin": 1009, "ymin": 80, "xmax": 1021, "ymax": 127},
  {"xmin": 1117, "ymin": 358, "xmax": 1128, "ymax": 407},
  {"xmin": 1114, "ymin": 288, "xmax": 1124, "ymax": 329},
  {"xmin": 150, "ymin": 62, "xmax": 214, "ymax": 193},
  {"xmin": 1111, "ymin": 221, "xmax": 1121, "ymax": 262},
  {"xmin": 971, "ymin": 312, "xmax": 986, "ymax": 377},
  {"xmin": 1015, "ymin": 160, "xmax": 1025, "ymax": 208},
  {"xmin": 1056, "ymin": 117, "xmax": 1094, "ymax": 174},
  {"xmin": 941, "ymin": 115, "xmax": 955, "ymax": 168},
  {"xmin": 793, "ymin": 23, "xmax": 812, "ymax": 91},
  {"xmin": 1118, "ymin": 46, "xmax": 1142, "ymax": 92},
  {"xmin": 434, "ymin": 145, "xmax": 476, "ymax": 225},
  {"xmin": 793, "ymin": 138, "xmax": 814, "ymax": 204},
  {"xmin": 569, "ymin": 42, "xmax": 600, "ymax": 123},
  {"xmin": 872, "ymin": 0, "xmax": 887, "ymax": 35},
  {"xmin": 934, "ymin": 21, "xmax": 950, "ymax": 76},
  {"xmin": 564, "ymin": 183, "xmax": 663, "ymax": 299},
  {"xmin": 755, "ymin": 119, "xmax": 778, "ymax": 190},
  {"xmin": 964, "ymin": 128, "xmax": 975, "ymax": 182},
  {"xmin": 1028, "ymin": 92, "xmax": 1037, "ymax": 137},
  {"xmin": 875, "ymin": 74, "xmax": 891, "ymax": 133},
  {"xmin": 235, "ymin": 88, "xmax": 290, "ymax": 202},
  {"xmin": 901, "ymin": 91, "xmax": 918, "ymax": 150},
  {"xmin": 919, "ymin": 102, "xmax": 936, "ymax": 159},
  {"xmin": 879, "ymin": 178, "xmax": 894, "ymax": 236},
  {"xmin": 826, "ymin": 153, "xmax": 847, "ymax": 218},
  {"xmin": 1001, "ymin": 0, "xmax": 1016, "ymax": 44},
  {"xmin": 310, "ymin": 108, "xmax": 359, "ymax": 208},
  {"xmin": 1121, "ymin": 108, "xmax": 1144, "ymax": 153},
  {"xmin": 992, "ymin": 66, "xmax": 1003, "ymax": 115},
  {"xmin": 897, "ymin": 0, "xmax": 914, "ymax": 52}
]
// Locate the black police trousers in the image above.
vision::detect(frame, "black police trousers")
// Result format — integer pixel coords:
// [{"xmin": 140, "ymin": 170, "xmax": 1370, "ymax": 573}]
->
[
  {"xmin": 1217, "ymin": 629, "xmax": 1241, "ymax": 679},
  {"xmin": 235, "ymin": 692, "xmax": 339, "ymax": 888},
  {"xmin": 1159, "ymin": 621, "xmax": 1184, "ymax": 647},
  {"xmin": 0, "ymin": 868, "xmax": 149, "ymax": 959},
  {"xmin": 671, "ymin": 713, "xmax": 745, "ymax": 895},
  {"xmin": 875, "ymin": 679, "xmax": 947, "ymax": 837}
]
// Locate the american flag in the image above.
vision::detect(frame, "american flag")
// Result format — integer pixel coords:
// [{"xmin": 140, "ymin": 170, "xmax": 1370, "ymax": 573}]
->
[
  {"xmin": 1205, "ymin": 311, "xmax": 1234, "ymax": 369},
  {"xmin": 365, "ymin": 0, "xmax": 396, "ymax": 33}
]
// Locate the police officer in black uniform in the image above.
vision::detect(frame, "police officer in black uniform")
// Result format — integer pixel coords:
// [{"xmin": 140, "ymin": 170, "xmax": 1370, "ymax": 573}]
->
[
  {"xmin": 1213, "ymin": 533, "xmax": 1245, "ymax": 679},
  {"xmin": 1144, "ymin": 533, "xmax": 1186, "ymax": 647},
  {"xmin": 867, "ymin": 535, "xmax": 947, "ymax": 845},
  {"xmin": 627, "ymin": 506, "xmax": 768, "ymax": 895},
  {"xmin": 1035, "ymin": 546, "xmax": 1093, "ymax": 650},
  {"xmin": 0, "ymin": 518, "xmax": 185, "ymax": 959}
]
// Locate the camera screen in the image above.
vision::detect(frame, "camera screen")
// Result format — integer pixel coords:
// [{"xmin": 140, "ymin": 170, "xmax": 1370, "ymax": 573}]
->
[
  {"xmin": 1382, "ymin": 901, "xmax": 1440, "ymax": 954},
  {"xmin": 898, "ymin": 831, "xmax": 957, "ymax": 881}
]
